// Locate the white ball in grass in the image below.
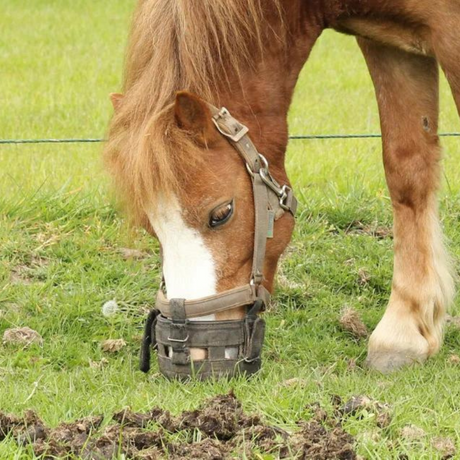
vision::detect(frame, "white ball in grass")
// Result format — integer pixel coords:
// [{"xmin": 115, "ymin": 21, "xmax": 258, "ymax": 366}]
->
[{"xmin": 102, "ymin": 300, "xmax": 119, "ymax": 317}]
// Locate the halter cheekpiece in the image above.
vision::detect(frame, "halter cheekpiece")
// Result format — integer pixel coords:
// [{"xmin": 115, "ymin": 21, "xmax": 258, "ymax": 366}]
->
[{"xmin": 140, "ymin": 103, "xmax": 297, "ymax": 380}]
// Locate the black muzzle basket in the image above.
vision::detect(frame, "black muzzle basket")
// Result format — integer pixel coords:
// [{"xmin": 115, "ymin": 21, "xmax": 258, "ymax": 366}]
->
[{"xmin": 140, "ymin": 300, "xmax": 265, "ymax": 380}]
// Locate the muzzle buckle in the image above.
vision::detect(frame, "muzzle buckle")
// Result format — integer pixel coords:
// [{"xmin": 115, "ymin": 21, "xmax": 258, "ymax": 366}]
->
[{"xmin": 167, "ymin": 334, "xmax": 190, "ymax": 343}]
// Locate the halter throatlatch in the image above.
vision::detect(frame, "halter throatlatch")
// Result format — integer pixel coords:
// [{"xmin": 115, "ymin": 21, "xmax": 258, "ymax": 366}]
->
[{"xmin": 140, "ymin": 104, "xmax": 297, "ymax": 380}]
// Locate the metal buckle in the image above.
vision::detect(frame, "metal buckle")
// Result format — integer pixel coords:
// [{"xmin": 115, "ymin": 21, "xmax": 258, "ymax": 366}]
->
[
  {"xmin": 279, "ymin": 185, "xmax": 292, "ymax": 211},
  {"xmin": 167, "ymin": 334, "xmax": 190, "ymax": 343},
  {"xmin": 253, "ymin": 154, "xmax": 293, "ymax": 212},
  {"xmin": 212, "ymin": 107, "xmax": 249, "ymax": 142},
  {"xmin": 247, "ymin": 153, "xmax": 269, "ymax": 179},
  {"xmin": 246, "ymin": 162, "xmax": 255, "ymax": 178},
  {"xmin": 258, "ymin": 155, "xmax": 283, "ymax": 196}
]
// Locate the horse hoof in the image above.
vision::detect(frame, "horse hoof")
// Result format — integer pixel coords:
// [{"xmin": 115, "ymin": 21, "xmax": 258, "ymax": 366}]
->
[{"xmin": 366, "ymin": 350, "xmax": 427, "ymax": 373}]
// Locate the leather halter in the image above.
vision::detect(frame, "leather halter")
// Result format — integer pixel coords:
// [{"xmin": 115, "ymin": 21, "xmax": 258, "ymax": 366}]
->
[{"xmin": 154, "ymin": 105, "xmax": 297, "ymax": 318}]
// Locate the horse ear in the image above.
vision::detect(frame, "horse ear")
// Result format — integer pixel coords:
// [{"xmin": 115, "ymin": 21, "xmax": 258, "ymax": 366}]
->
[
  {"xmin": 174, "ymin": 91, "xmax": 218, "ymax": 145},
  {"xmin": 110, "ymin": 93, "xmax": 124, "ymax": 111}
]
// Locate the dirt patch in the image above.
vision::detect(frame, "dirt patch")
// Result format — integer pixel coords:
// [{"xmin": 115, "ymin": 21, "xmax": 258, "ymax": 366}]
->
[
  {"xmin": 357, "ymin": 268, "xmax": 371, "ymax": 286},
  {"xmin": 101, "ymin": 339, "xmax": 126, "ymax": 353},
  {"xmin": 10, "ymin": 256, "xmax": 49, "ymax": 285},
  {"xmin": 446, "ymin": 315, "xmax": 460, "ymax": 329},
  {"xmin": 290, "ymin": 420, "xmax": 355, "ymax": 459},
  {"xmin": 0, "ymin": 392, "xmax": 357, "ymax": 459},
  {"xmin": 10, "ymin": 266, "xmax": 34, "ymax": 285},
  {"xmin": 280, "ymin": 377, "xmax": 309, "ymax": 388},
  {"xmin": 3, "ymin": 327, "xmax": 43, "ymax": 347},
  {"xmin": 432, "ymin": 437, "xmax": 456, "ymax": 459},
  {"xmin": 334, "ymin": 395, "xmax": 392, "ymax": 430},
  {"xmin": 401, "ymin": 424, "xmax": 426, "ymax": 441},
  {"xmin": 118, "ymin": 248, "xmax": 150, "ymax": 260},
  {"xmin": 339, "ymin": 308, "xmax": 368, "ymax": 339},
  {"xmin": 343, "ymin": 221, "xmax": 393, "ymax": 239}
]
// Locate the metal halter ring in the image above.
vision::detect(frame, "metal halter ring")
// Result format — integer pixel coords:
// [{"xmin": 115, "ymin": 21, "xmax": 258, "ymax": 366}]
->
[
  {"xmin": 245, "ymin": 153, "xmax": 269, "ymax": 177},
  {"xmin": 278, "ymin": 184, "xmax": 293, "ymax": 211},
  {"xmin": 247, "ymin": 154, "xmax": 292, "ymax": 210}
]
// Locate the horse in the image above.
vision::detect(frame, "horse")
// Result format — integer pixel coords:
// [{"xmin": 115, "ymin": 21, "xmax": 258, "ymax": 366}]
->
[{"xmin": 104, "ymin": 0, "xmax": 459, "ymax": 375}]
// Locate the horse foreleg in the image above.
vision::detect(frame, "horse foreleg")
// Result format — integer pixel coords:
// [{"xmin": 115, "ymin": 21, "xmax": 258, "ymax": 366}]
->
[{"xmin": 358, "ymin": 38, "xmax": 455, "ymax": 372}]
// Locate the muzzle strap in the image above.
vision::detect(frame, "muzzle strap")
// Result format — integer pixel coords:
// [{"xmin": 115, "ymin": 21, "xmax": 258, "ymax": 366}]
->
[
  {"xmin": 155, "ymin": 284, "xmax": 270, "ymax": 319},
  {"xmin": 252, "ymin": 173, "xmax": 271, "ymax": 284},
  {"xmin": 139, "ymin": 309, "xmax": 160, "ymax": 373},
  {"xmin": 168, "ymin": 298, "xmax": 190, "ymax": 366},
  {"xmin": 243, "ymin": 300, "xmax": 265, "ymax": 363}
]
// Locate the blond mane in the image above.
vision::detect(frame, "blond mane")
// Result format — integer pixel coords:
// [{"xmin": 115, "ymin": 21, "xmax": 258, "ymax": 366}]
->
[{"xmin": 104, "ymin": 0, "xmax": 284, "ymax": 226}]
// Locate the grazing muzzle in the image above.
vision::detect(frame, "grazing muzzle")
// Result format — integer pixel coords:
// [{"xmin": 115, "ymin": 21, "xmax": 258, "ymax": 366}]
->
[{"xmin": 140, "ymin": 104, "xmax": 297, "ymax": 380}]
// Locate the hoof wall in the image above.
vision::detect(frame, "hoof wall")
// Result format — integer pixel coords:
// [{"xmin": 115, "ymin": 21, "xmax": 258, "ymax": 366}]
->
[{"xmin": 366, "ymin": 351, "xmax": 426, "ymax": 373}]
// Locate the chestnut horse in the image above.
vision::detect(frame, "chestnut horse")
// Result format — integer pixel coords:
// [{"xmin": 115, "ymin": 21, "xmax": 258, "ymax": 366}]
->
[{"xmin": 105, "ymin": 0, "xmax": 458, "ymax": 373}]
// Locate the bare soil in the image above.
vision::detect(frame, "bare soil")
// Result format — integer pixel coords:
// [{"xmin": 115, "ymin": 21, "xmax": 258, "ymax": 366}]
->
[
  {"xmin": 339, "ymin": 308, "xmax": 368, "ymax": 339},
  {"xmin": 0, "ymin": 392, "xmax": 357, "ymax": 459}
]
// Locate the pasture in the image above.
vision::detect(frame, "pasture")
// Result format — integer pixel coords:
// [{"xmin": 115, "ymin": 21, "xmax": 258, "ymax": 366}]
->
[{"xmin": 2, "ymin": 0, "xmax": 460, "ymax": 458}]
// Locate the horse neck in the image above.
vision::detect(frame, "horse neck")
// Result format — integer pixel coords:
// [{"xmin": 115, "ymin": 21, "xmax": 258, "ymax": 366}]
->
[{"xmin": 217, "ymin": 5, "xmax": 322, "ymax": 177}]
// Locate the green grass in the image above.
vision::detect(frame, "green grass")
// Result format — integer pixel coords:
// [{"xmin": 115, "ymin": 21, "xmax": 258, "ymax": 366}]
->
[{"xmin": 2, "ymin": 1, "xmax": 460, "ymax": 458}]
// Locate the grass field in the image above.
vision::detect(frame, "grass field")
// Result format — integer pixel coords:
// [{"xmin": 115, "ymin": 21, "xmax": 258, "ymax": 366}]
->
[{"xmin": 2, "ymin": 1, "xmax": 460, "ymax": 458}]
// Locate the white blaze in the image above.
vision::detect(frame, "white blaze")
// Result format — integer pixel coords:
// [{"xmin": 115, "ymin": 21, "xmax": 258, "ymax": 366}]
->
[{"xmin": 148, "ymin": 194, "xmax": 216, "ymax": 321}]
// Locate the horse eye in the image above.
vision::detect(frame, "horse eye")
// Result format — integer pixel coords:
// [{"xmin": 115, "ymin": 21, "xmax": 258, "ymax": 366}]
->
[{"xmin": 209, "ymin": 201, "xmax": 234, "ymax": 228}]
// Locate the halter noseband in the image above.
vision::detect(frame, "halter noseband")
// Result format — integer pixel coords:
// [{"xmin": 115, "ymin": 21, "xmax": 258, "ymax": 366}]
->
[{"xmin": 140, "ymin": 104, "xmax": 297, "ymax": 379}]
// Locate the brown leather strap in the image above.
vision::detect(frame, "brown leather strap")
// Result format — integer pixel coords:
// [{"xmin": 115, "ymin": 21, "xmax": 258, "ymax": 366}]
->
[
  {"xmin": 156, "ymin": 284, "xmax": 270, "ymax": 319},
  {"xmin": 169, "ymin": 298, "xmax": 186, "ymax": 322},
  {"xmin": 251, "ymin": 172, "xmax": 270, "ymax": 284}
]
